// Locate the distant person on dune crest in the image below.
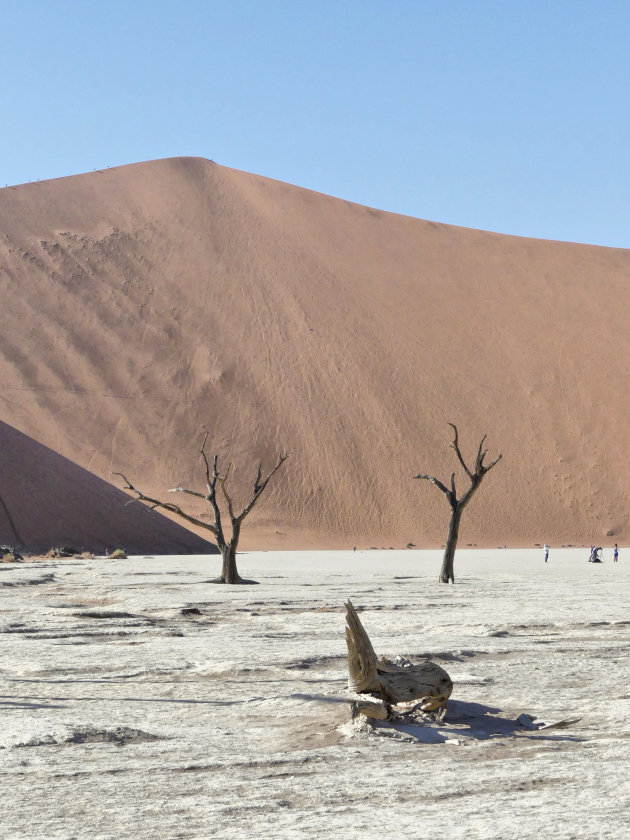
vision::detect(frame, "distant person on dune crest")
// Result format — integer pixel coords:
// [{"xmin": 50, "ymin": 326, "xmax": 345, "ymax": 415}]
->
[{"xmin": 543, "ymin": 543, "xmax": 549, "ymax": 562}]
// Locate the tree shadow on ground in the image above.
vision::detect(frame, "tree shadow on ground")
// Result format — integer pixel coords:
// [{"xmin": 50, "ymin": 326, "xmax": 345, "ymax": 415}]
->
[{"xmin": 375, "ymin": 699, "xmax": 585, "ymax": 744}]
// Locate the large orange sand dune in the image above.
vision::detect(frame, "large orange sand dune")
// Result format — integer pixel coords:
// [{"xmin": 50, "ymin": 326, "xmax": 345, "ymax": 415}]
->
[{"xmin": 1, "ymin": 157, "xmax": 629, "ymax": 550}]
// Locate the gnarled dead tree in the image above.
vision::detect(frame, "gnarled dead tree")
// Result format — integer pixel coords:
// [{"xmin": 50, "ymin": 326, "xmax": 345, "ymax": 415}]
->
[
  {"xmin": 116, "ymin": 435, "xmax": 289, "ymax": 584},
  {"xmin": 414, "ymin": 423, "xmax": 501, "ymax": 583},
  {"xmin": 345, "ymin": 600, "xmax": 452, "ymax": 714}
]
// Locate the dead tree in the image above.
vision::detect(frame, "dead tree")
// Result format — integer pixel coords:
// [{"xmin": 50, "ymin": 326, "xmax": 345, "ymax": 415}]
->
[
  {"xmin": 414, "ymin": 423, "xmax": 501, "ymax": 584},
  {"xmin": 116, "ymin": 435, "xmax": 289, "ymax": 584},
  {"xmin": 345, "ymin": 600, "xmax": 452, "ymax": 715}
]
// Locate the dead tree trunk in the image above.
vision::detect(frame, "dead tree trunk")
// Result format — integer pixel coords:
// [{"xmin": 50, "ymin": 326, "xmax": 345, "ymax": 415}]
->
[
  {"xmin": 217, "ymin": 519, "xmax": 243, "ymax": 584},
  {"xmin": 116, "ymin": 437, "xmax": 288, "ymax": 584},
  {"xmin": 220, "ymin": 543, "xmax": 240, "ymax": 584},
  {"xmin": 441, "ymin": 505, "xmax": 462, "ymax": 584},
  {"xmin": 345, "ymin": 600, "xmax": 452, "ymax": 713},
  {"xmin": 414, "ymin": 423, "xmax": 501, "ymax": 584}
]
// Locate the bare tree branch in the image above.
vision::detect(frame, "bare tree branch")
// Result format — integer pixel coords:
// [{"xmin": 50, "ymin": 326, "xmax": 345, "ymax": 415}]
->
[
  {"xmin": 168, "ymin": 486, "xmax": 208, "ymax": 501},
  {"xmin": 202, "ymin": 452, "xmax": 225, "ymax": 548},
  {"xmin": 200, "ymin": 434, "xmax": 213, "ymax": 492},
  {"xmin": 253, "ymin": 463, "xmax": 264, "ymax": 495},
  {"xmin": 448, "ymin": 422, "xmax": 473, "ymax": 480},
  {"xmin": 114, "ymin": 472, "xmax": 218, "ymax": 535},
  {"xmin": 237, "ymin": 453, "xmax": 290, "ymax": 522},
  {"xmin": 483, "ymin": 453, "xmax": 502, "ymax": 474},
  {"xmin": 475, "ymin": 434, "xmax": 488, "ymax": 470},
  {"xmin": 219, "ymin": 474, "xmax": 236, "ymax": 521},
  {"xmin": 413, "ymin": 473, "xmax": 452, "ymax": 499}
]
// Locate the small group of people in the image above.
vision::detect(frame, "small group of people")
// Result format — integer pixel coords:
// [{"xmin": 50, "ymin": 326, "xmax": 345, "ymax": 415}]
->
[
  {"xmin": 542, "ymin": 543, "xmax": 620, "ymax": 562},
  {"xmin": 588, "ymin": 544, "xmax": 619, "ymax": 563}
]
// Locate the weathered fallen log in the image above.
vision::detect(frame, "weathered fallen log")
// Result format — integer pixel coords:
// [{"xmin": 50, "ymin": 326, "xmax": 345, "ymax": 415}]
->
[{"xmin": 345, "ymin": 600, "xmax": 453, "ymax": 712}]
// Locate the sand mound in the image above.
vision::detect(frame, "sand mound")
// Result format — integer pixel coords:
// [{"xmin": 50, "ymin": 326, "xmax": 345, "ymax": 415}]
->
[
  {"xmin": 0, "ymin": 420, "xmax": 215, "ymax": 555},
  {"xmin": 1, "ymin": 156, "xmax": 630, "ymax": 548}
]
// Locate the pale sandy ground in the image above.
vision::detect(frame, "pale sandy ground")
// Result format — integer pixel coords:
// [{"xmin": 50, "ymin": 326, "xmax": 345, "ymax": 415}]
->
[{"xmin": 1, "ymin": 549, "xmax": 628, "ymax": 839}]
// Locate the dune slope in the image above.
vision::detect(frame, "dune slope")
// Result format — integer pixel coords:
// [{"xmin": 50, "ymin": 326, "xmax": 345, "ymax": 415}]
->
[
  {"xmin": 1, "ymin": 157, "xmax": 630, "ymax": 548},
  {"xmin": 0, "ymin": 421, "xmax": 215, "ymax": 555}
]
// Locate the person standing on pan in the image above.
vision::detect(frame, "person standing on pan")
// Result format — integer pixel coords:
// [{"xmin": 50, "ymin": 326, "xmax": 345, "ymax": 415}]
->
[
  {"xmin": 614, "ymin": 544, "xmax": 619, "ymax": 562},
  {"xmin": 543, "ymin": 544, "xmax": 550, "ymax": 563}
]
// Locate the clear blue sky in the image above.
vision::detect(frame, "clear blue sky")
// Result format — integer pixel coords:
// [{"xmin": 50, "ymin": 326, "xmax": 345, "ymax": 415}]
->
[{"xmin": 2, "ymin": 1, "xmax": 629, "ymax": 247}]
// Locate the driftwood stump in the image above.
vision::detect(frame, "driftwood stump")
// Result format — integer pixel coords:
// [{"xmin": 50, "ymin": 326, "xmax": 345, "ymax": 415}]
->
[{"xmin": 345, "ymin": 600, "xmax": 453, "ymax": 713}]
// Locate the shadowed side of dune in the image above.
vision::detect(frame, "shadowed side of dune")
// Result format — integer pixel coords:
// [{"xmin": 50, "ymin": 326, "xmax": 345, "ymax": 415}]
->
[{"xmin": 0, "ymin": 420, "xmax": 216, "ymax": 555}]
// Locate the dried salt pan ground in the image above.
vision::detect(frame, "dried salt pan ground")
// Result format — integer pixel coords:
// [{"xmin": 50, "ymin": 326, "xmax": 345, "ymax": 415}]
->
[{"xmin": 1, "ymin": 549, "xmax": 628, "ymax": 839}]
